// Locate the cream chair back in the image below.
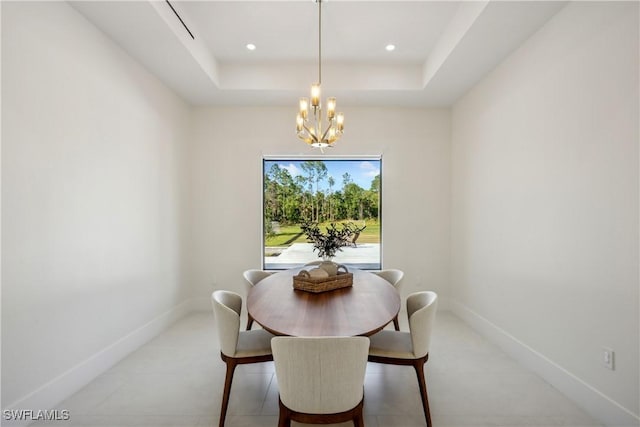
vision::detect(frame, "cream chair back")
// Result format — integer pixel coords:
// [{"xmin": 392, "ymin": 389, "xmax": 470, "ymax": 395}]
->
[
  {"xmin": 243, "ymin": 269, "xmax": 273, "ymax": 287},
  {"xmin": 407, "ymin": 291, "xmax": 438, "ymax": 359},
  {"xmin": 373, "ymin": 269, "xmax": 404, "ymax": 290},
  {"xmin": 211, "ymin": 290, "xmax": 242, "ymax": 357},
  {"xmin": 272, "ymin": 336, "xmax": 369, "ymax": 415}
]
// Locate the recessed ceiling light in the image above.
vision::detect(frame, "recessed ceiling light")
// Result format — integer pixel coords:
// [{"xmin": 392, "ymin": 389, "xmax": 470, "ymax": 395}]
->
[
  {"xmin": 385, "ymin": 44, "xmax": 396, "ymax": 52},
  {"xmin": 246, "ymin": 43, "xmax": 256, "ymax": 51}
]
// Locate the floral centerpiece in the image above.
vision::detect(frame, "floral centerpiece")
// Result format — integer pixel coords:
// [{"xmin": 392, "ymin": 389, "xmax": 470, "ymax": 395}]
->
[{"xmin": 300, "ymin": 221, "xmax": 352, "ymax": 260}]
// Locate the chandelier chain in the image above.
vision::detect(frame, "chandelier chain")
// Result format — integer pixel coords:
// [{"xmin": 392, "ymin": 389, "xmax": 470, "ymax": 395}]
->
[{"xmin": 318, "ymin": 0, "xmax": 322, "ymax": 85}]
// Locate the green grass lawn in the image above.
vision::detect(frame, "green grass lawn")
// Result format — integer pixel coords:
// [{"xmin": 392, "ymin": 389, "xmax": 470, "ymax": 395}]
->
[
  {"xmin": 265, "ymin": 220, "xmax": 380, "ymax": 247},
  {"xmin": 265, "ymin": 225, "xmax": 306, "ymax": 246}
]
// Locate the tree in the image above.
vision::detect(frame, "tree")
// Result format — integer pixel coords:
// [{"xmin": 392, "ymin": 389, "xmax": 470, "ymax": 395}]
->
[
  {"xmin": 264, "ymin": 160, "xmax": 381, "ymax": 231},
  {"xmin": 301, "ymin": 161, "xmax": 328, "ymax": 222},
  {"xmin": 342, "ymin": 172, "xmax": 352, "ymax": 188},
  {"xmin": 327, "ymin": 175, "xmax": 335, "ymax": 221},
  {"xmin": 265, "ymin": 164, "xmax": 301, "ymax": 223},
  {"xmin": 343, "ymin": 183, "xmax": 365, "ymax": 220},
  {"xmin": 370, "ymin": 174, "xmax": 380, "ymax": 193},
  {"xmin": 294, "ymin": 175, "xmax": 309, "ymax": 221},
  {"xmin": 264, "ymin": 168, "xmax": 279, "ymax": 222}
]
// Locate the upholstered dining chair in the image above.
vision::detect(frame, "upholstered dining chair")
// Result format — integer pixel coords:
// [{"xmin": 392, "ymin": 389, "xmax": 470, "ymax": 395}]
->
[
  {"xmin": 211, "ymin": 290, "xmax": 274, "ymax": 427},
  {"xmin": 272, "ymin": 336, "xmax": 370, "ymax": 427},
  {"xmin": 367, "ymin": 291, "xmax": 438, "ymax": 427},
  {"xmin": 371, "ymin": 269, "xmax": 404, "ymax": 330},
  {"xmin": 242, "ymin": 269, "xmax": 273, "ymax": 330}
]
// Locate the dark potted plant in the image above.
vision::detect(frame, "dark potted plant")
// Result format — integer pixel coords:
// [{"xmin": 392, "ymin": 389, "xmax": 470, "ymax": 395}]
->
[{"xmin": 300, "ymin": 221, "xmax": 352, "ymax": 260}]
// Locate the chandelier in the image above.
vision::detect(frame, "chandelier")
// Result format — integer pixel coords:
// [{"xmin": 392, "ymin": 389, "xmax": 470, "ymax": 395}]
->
[{"xmin": 296, "ymin": 0, "xmax": 344, "ymax": 149}]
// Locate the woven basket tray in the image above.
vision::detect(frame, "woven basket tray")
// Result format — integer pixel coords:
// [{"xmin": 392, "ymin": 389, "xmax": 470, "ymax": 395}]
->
[{"xmin": 293, "ymin": 271, "xmax": 353, "ymax": 293}]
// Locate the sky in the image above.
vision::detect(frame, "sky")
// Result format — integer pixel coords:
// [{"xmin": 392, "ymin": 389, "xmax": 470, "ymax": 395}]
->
[{"xmin": 264, "ymin": 159, "xmax": 380, "ymax": 192}]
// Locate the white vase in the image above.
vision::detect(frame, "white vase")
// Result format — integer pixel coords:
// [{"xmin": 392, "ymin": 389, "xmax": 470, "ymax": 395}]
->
[{"xmin": 319, "ymin": 259, "xmax": 338, "ymax": 276}]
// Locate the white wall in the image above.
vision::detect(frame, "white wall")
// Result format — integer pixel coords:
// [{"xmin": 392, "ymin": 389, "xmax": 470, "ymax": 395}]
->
[
  {"xmin": 451, "ymin": 2, "xmax": 639, "ymax": 424},
  {"xmin": 1, "ymin": 1, "xmax": 191, "ymax": 411},
  {"xmin": 189, "ymin": 107, "xmax": 451, "ymax": 305}
]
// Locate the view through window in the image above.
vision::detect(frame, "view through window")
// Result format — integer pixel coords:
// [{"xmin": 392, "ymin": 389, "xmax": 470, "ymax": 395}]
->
[{"xmin": 263, "ymin": 157, "xmax": 382, "ymax": 270}]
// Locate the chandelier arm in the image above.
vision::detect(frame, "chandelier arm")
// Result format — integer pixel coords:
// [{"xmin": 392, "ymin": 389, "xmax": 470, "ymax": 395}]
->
[
  {"xmin": 302, "ymin": 124, "xmax": 319, "ymax": 143},
  {"xmin": 320, "ymin": 124, "xmax": 332, "ymax": 142},
  {"xmin": 298, "ymin": 136, "xmax": 314, "ymax": 145},
  {"xmin": 296, "ymin": 132, "xmax": 313, "ymax": 144},
  {"xmin": 296, "ymin": 129, "xmax": 313, "ymax": 143}
]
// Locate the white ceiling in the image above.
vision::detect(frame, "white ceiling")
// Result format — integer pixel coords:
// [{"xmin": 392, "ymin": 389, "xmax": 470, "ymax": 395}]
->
[{"xmin": 70, "ymin": 1, "xmax": 567, "ymax": 107}]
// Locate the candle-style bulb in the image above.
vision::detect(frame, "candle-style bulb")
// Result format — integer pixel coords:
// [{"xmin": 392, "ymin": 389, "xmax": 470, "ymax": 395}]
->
[
  {"xmin": 296, "ymin": 114, "xmax": 304, "ymax": 132},
  {"xmin": 311, "ymin": 83, "xmax": 321, "ymax": 107},
  {"xmin": 299, "ymin": 98, "xmax": 309, "ymax": 120},
  {"xmin": 327, "ymin": 97, "xmax": 336, "ymax": 120},
  {"xmin": 336, "ymin": 112, "xmax": 344, "ymax": 132}
]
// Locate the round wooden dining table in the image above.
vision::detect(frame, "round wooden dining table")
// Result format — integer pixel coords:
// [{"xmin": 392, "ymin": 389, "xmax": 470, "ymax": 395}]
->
[{"xmin": 247, "ymin": 268, "xmax": 401, "ymax": 337}]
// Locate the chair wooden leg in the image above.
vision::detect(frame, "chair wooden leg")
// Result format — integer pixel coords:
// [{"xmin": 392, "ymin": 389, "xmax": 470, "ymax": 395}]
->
[
  {"xmin": 413, "ymin": 360, "xmax": 432, "ymax": 427},
  {"xmin": 353, "ymin": 405, "xmax": 365, "ymax": 427},
  {"xmin": 219, "ymin": 359, "xmax": 237, "ymax": 427},
  {"xmin": 246, "ymin": 314, "xmax": 254, "ymax": 330},
  {"xmin": 278, "ymin": 399, "xmax": 292, "ymax": 427},
  {"xmin": 392, "ymin": 315, "xmax": 400, "ymax": 331}
]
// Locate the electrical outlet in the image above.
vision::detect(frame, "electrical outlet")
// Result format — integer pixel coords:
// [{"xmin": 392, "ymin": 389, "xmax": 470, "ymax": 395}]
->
[{"xmin": 602, "ymin": 347, "xmax": 615, "ymax": 370}]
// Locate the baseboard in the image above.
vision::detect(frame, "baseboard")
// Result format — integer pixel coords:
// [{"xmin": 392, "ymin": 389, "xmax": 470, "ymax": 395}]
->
[
  {"xmin": 2, "ymin": 299, "xmax": 195, "ymax": 427},
  {"xmin": 450, "ymin": 300, "xmax": 640, "ymax": 427}
]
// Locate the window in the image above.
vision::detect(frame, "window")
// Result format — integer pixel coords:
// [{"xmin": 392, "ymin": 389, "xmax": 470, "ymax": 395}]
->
[{"xmin": 263, "ymin": 156, "xmax": 381, "ymax": 270}]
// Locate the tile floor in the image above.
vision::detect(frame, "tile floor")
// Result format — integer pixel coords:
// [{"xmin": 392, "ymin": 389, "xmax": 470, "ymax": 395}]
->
[{"xmin": 37, "ymin": 311, "xmax": 602, "ymax": 427}]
